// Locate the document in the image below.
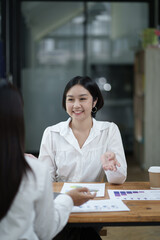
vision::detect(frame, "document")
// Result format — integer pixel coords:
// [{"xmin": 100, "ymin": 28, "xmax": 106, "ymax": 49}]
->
[
  {"xmin": 60, "ymin": 183, "xmax": 105, "ymax": 197},
  {"xmin": 72, "ymin": 199, "xmax": 130, "ymax": 212},
  {"xmin": 108, "ymin": 189, "xmax": 160, "ymax": 200}
]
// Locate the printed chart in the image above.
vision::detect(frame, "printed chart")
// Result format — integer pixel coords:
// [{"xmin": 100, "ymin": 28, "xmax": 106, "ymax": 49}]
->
[
  {"xmin": 72, "ymin": 199, "xmax": 130, "ymax": 212},
  {"xmin": 61, "ymin": 183, "xmax": 105, "ymax": 197},
  {"xmin": 108, "ymin": 189, "xmax": 160, "ymax": 200}
]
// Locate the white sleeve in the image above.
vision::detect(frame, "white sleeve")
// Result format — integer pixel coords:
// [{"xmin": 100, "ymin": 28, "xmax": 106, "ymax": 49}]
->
[
  {"xmin": 105, "ymin": 123, "xmax": 127, "ymax": 184},
  {"xmin": 34, "ymin": 166, "xmax": 73, "ymax": 240},
  {"xmin": 38, "ymin": 128, "xmax": 57, "ymax": 181}
]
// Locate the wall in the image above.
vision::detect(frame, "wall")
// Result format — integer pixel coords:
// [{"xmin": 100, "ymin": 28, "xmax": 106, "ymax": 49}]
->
[{"xmin": 144, "ymin": 47, "xmax": 160, "ymax": 169}]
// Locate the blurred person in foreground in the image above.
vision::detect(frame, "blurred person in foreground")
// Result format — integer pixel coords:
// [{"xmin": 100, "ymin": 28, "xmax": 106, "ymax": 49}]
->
[{"xmin": 0, "ymin": 79, "xmax": 95, "ymax": 240}]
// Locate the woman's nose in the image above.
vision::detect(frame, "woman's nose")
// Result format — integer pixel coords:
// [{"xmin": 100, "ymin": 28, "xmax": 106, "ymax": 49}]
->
[{"xmin": 73, "ymin": 99, "xmax": 80, "ymax": 107}]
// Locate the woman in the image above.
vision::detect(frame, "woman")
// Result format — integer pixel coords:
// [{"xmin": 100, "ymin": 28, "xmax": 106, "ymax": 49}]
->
[
  {"xmin": 39, "ymin": 76, "xmax": 127, "ymax": 184},
  {"xmin": 0, "ymin": 79, "xmax": 95, "ymax": 240}
]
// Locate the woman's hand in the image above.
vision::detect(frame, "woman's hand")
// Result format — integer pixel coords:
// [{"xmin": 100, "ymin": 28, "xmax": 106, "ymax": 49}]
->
[
  {"xmin": 66, "ymin": 187, "xmax": 96, "ymax": 206},
  {"xmin": 100, "ymin": 151, "xmax": 121, "ymax": 172}
]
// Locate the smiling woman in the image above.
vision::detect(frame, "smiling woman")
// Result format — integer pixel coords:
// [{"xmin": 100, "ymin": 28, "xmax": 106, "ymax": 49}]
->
[
  {"xmin": 38, "ymin": 75, "xmax": 127, "ymax": 240},
  {"xmin": 39, "ymin": 75, "xmax": 127, "ymax": 184},
  {"xmin": 64, "ymin": 77, "xmax": 101, "ymax": 148},
  {"xmin": 66, "ymin": 85, "xmax": 96, "ymax": 121},
  {"xmin": 62, "ymin": 76, "xmax": 104, "ymax": 118}
]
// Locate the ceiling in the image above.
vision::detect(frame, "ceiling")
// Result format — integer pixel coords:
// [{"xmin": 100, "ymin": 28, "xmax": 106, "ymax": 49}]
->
[{"xmin": 21, "ymin": 2, "xmax": 109, "ymax": 41}]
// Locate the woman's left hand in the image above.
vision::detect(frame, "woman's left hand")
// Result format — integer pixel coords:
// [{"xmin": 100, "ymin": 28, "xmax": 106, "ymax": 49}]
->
[{"xmin": 100, "ymin": 151, "xmax": 121, "ymax": 171}]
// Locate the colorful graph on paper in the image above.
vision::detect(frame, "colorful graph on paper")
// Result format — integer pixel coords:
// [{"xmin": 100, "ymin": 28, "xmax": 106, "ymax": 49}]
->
[
  {"xmin": 72, "ymin": 199, "xmax": 130, "ymax": 212},
  {"xmin": 108, "ymin": 190, "xmax": 160, "ymax": 200}
]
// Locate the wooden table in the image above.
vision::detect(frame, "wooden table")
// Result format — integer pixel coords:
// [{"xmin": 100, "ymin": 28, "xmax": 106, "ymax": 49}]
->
[{"xmin": 53, "ymin": 182, "xmax": 160, "ymax": 227}]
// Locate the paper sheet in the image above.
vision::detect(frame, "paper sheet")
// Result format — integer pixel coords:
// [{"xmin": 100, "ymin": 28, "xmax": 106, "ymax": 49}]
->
[
  {"xmin": 60, "ymin": 183, "xmax": 105, "ymax": 197},
  {"xmin": 72, "ymin": 199, "xmax": 130, "ymax": 212},
  {"xmin": 108, "ymin": 189, "xmax": 160, "ymax": 200}
]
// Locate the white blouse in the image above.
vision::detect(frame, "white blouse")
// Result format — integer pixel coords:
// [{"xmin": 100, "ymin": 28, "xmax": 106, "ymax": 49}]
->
[
  {"xmin": 0, "ymin": 156, "xmax": 73, "ymax": 240},
  {"xmin": 39, "ymin": 118, "xmax": 127, "ymax": 184}
]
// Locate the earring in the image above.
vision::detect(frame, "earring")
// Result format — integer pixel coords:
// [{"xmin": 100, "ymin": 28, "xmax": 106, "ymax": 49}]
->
[{"xmin": 92, "ymin": 106, "xmax": 97, "ymax": 113}]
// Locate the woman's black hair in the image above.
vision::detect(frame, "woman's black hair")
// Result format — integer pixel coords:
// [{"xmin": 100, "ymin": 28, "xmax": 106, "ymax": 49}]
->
[
  {"xmin": 62, "ymin": 76, "xmax": 104, "ymax": 117},
  {"xmin": 0, "ymin": 79, "xmax": 31, "ymax": 220}
]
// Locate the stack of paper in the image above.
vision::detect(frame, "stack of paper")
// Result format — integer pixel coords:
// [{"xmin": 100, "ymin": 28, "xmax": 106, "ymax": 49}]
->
[{"xmin": 60, "ymin": 183, "xmax": 130, "ymax": 212}]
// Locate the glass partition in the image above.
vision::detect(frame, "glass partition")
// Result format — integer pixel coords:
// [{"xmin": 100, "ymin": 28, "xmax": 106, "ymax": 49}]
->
[
  {"xmin": 21, "ymin": 1, "xmax": 148, "ymax": 153},
  {"xmin": 21, "ymin": 2, "xmax": 84, "ymax": 152}
]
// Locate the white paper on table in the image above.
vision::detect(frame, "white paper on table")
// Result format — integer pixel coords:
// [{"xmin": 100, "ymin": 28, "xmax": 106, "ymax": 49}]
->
[
  {"xmin": 60, "ymin": 183, "xmax": 105, "ymax": 197},
  {"xmin": 72, "ymin": 199, "xmax": 130, "ymax": 212},
  {"xmin": 108, "ymin": 189, "xmax": 160, "ymax": 200}
]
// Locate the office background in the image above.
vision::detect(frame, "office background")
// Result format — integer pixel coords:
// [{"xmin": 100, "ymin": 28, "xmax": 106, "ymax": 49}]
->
[
  {"xmin": 1, "ymin": 1, "xmax": 160, "ymax": 239},
  {"xmin": 0, "ymin": 0, "xmax": 160, "ymax": 169}
]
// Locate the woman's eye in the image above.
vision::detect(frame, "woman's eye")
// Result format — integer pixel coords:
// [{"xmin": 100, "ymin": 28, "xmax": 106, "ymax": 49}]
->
[
  {"xmin": 80, "ymin": 98, "xmax": 86, "ymax": 101},
  {"xmin": 67, "ymin": 98, "xmax": 73, "ymax": 101}
]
